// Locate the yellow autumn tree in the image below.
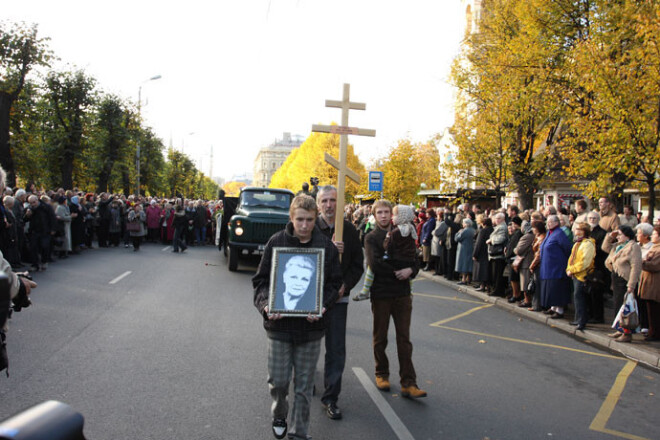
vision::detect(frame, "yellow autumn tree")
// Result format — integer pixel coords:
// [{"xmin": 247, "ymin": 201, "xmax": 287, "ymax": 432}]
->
[
  {"xmin": 269, "ymin": 129, "xmax": 367, "ymax": 202},
  {"xmin": 222, "ymin": 181, "xmax": 247, "ymax": 197},
  {"xmin": 374, "ymin": 138, "xmax": 440, "ymax": 204}
]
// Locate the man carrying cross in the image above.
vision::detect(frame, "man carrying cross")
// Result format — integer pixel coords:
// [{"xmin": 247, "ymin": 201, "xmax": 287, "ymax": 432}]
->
[{"xmin": 316, "ymin": 185, "xmax": 364, "ymax": 420}]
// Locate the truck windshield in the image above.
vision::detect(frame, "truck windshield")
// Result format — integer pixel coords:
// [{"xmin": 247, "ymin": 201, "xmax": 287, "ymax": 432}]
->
[{"xmin": 241, "ymin": 192, "xmax": 291, "ymax": 210}]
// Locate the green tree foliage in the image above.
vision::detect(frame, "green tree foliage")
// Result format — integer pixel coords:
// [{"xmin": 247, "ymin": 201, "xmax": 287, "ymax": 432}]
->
[
  {"xmin": 0, "ymin": 21, "xmax": 52, "ymax": 186},
  {"xmin": 94, "ymin": 94, "xmax": 130, "ymax": 193},
  {"xmin": 43, "ymin": 69, "xmax": 96, "ymax": 189},
  {"xmin": 269, "ymin": 130, "xmax": 366, "ymax": 202}
]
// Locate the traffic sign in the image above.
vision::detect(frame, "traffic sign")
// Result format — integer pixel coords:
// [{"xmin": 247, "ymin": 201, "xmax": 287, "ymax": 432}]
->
[{"xmin": 368, "ymin": 171, "xmax": 383, "ymax": 192}]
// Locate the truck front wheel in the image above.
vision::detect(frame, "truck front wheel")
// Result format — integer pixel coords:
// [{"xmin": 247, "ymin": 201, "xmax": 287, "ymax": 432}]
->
[{"xmin": 228, "ymin": 245, "xmax": 239, "ymax": 271}]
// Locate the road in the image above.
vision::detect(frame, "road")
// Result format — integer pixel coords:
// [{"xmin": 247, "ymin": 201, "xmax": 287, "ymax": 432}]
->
[{"xmin": 1, "ymin": 243, "xmax": 658, "ymax": 440}]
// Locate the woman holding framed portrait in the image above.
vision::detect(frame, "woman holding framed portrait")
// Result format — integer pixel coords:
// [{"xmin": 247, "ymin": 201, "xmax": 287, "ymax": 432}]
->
[{"xmin": 253, "ymin": 194, "xmax": 342, "ymax": 440}]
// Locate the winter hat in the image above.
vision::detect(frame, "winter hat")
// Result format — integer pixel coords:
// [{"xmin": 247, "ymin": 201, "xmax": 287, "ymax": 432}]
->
[{"xmin": 511, "ymin": 216, "xmax": 522, "ymax": 226}]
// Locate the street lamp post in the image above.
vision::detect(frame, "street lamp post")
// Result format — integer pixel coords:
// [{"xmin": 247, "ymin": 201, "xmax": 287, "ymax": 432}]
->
[{"xmin": 136, "ymin": 75, "xmax": 162, "ymax": 196}]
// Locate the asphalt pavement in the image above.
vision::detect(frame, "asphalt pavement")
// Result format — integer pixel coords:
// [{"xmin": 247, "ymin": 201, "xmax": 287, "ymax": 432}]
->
[
  {"xmin": 1, "ymin": 244, "xmax": 658, "ymax": 440},
  {"xmin": 416, "ymin": 270, "xmax": 660, "ymax": 370}
]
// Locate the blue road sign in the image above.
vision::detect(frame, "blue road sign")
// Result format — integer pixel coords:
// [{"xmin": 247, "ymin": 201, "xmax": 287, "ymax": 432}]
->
[{"xmin": 368, "ymin": 171, "xmax": 383, "ymax": 192}]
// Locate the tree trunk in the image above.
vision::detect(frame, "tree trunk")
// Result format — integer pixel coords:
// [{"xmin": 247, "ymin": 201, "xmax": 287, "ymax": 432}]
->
[
  {"xmin": 648, "ymin": 179, "xmax": 656, "ymax": 224},
  {"xmin": 512, "ymin": 171, "xmax": 535, "ymax": 210},
  {"xmin": 60, "ymin": 145, "xmax": 75, "ymax": 190},
  {"xmin": 121, "ymin": 167, "xmax": 130, "ymax": 197},
  {"xmin": 0, "ymin": 92, "xmax": 17, "ymax": 187}
]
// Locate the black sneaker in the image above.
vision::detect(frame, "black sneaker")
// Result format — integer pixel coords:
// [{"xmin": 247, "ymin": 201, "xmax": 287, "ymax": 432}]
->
[
  {"xmin": 323, "ymin": 402, "xmax": 342, "ymax": 420},
  {"xmin": 272, "ymin": 418, "xmax": 287, "ymax": 439}
]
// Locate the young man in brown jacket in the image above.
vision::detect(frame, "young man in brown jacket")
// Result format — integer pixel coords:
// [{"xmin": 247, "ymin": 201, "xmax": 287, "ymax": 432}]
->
[{"xmin": 364, "ymin": 199, "xmax": 426, "ymax": 398}]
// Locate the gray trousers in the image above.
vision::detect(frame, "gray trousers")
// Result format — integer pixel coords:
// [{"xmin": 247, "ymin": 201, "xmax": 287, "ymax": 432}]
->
[{"xmin": 268, "ymin": 338, "xmax": 321, "ymax": 439}]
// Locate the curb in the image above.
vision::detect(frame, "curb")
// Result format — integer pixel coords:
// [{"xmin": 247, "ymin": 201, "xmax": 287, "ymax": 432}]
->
[{"xmin": 417, "ymin": 271, "xmax": 660, "ymax": 370}]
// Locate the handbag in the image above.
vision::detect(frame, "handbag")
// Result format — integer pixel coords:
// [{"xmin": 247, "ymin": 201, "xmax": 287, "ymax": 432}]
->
[
  {"xmin": 126, "ymin": 220, "xmax": 141, "ymax": 232},
  {"xmin": 512, "ymin": 255, "xmax": 524, "ymax": 271},
  {"xmin": 527, "ymin": 277, "xmax": 536, "ymax": 294},
  {"xmin": 618, "ymin": 292, "xmax": 639, "ymax": 331}
]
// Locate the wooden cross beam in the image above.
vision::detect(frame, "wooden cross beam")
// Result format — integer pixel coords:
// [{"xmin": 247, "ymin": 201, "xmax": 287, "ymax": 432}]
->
[{"xmin": 312, "ymin": 83, "xmax": 375, "ymax": 245}]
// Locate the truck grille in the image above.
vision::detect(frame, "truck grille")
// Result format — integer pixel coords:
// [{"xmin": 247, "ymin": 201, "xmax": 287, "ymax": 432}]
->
[{"xmin": 252, "ymin": 222, "xmax": 287, "ymax": 242}]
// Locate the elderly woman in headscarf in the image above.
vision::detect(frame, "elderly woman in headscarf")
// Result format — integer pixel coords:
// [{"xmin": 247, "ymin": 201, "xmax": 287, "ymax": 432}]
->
[
  {"xmin": 603, "ymin": 224, "xmax": 642, "ymax": 343},
  {"xmin": 53, "ymin": 196, "xmax": 72, "ymax": 258},
  {"xmin": 455, "ymin": 217, "xmax": 476, "ymax": 285}
]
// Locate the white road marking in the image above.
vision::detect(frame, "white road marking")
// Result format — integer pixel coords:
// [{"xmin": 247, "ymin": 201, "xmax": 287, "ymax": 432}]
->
[
  {"xmin": 109, "ymin": 271, "xmax": 132, "ymax": 285},
  {"xmin": 352, "ymin": 367, "xmax": 416, "ymax": 440},
  {"xmin": 162, "ymin": 246, "xmax": 172, "ymax": 252}
]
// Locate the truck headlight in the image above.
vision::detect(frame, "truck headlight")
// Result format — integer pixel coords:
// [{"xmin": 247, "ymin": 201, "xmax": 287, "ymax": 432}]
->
[{"xmin": 235, "ymin": 227, "xmax": 244, "ymax": 236}]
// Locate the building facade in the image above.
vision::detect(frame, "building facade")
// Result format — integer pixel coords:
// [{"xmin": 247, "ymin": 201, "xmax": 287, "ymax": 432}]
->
[{"xmin": 252, "ymin": 132, "xmax": 304, "ymax": 188}]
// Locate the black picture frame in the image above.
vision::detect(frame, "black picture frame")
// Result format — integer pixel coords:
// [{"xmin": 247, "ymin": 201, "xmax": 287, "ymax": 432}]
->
[{"xmin": 268, "ymin": 247, "xmax": 325, "ymax": 317}]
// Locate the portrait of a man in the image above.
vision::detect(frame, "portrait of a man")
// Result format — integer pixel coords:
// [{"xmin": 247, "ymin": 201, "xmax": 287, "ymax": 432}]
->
[{"xmin": 268, "ymin": 248, "xmax": 324, "ymax": 316}]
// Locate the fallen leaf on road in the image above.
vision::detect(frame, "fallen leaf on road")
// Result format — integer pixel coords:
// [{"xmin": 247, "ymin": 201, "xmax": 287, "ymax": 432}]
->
[{"xmin": 478, "ymin": 339, "xmax": 486, "ymax": 344}]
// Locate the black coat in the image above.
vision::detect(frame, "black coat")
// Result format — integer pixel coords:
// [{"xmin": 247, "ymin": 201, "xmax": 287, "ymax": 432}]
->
[
  {"xmin": 253, "ymin": 223, "xmax": 342, "ymax": 343},
  {"xmin": 316, "ymin": 217, "xmax": 364, "ymax": 295},
  {"xmin": 364, "ymin": 226, "xmax": 420, "ymax": 299}
]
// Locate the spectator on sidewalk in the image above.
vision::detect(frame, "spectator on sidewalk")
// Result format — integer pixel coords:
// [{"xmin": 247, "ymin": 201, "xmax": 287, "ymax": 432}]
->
[
  {"xmin": 473, "ymin": 215, "xmax": 492, "ymax": 292},
  {"xmin": 539, "ymin": 215, "xmax": 572, "ymax": 319},
  {"xmin": 455, "ymin": 217, "xmax": 475, "ymax": 286},
  {"xmin": 598, "ymin": 197, "xmax": 620, "ymax": 233},
  {"xmin": 639, "ymin": 225, "xmax": 660, "ymax": 342},
  {"xmin": 603, "ymin": 225, "xmax": 642, "ymax": 343},
  {"xmin": 566, "ymin": 222, "xmax": 596, "ymax": 331},
  {"xmin": 486, "ymin": 213, "xmax": 508, "ymax": 297}
]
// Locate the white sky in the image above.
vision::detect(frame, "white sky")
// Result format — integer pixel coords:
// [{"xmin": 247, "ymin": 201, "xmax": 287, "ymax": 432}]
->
[{"xmin": 6, "ymin": 0, "xmax": 465, "ymax": 182}]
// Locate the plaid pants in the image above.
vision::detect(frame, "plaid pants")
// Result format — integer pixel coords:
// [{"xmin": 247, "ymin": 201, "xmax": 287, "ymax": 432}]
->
[{"xmin": 268, "ymin": 338, "xmax": 321, "ymax": 439}]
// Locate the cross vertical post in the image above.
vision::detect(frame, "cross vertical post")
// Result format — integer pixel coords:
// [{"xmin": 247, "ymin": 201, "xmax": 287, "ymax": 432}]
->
[{"xmin": 312, "ymin": 83, "xmax": 375, "ymax": 246}]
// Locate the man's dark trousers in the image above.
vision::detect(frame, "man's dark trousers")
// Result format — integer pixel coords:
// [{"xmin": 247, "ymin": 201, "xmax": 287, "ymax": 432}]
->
[{"xmin": 322, "ymin": 302, "xmax": 347, "ymax": 405}]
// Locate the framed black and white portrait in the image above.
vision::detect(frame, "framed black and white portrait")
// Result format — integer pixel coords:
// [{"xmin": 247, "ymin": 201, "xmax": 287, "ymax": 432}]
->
[{"xmin": 268, "ymin": 247, "xmax": 325, "ymax": 317}]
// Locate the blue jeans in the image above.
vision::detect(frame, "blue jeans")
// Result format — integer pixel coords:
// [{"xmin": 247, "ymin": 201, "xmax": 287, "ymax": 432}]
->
[
  {"xmin": 195, "ymin": 226, "xmax": 206, "ymax": 244},
  {"xmin": 322, "ymin": 302, "xmax": 347, "ymax": 405},
  {"xmin": 573, "ymin": 278, "xmax": 588, "ymax": 328}
]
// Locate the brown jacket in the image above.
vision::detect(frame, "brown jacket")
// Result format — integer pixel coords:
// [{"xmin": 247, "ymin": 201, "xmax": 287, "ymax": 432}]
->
[
  {"xmin": 603, "ymin": 237, "xmax": 642, "ymax": 291},
  {"xmin": 529, "ymin": 233, "xmax": 546, "ymax": 272},
  {"xmin": 639, "ymin": 243, "xmax": 660, "ymax": 303}
]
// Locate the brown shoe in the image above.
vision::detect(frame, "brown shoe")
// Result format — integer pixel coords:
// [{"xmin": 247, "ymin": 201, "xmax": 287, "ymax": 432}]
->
[
  {"xmin": 375, "ymin": 377, "xmax": 390, "ymax": 391},
  {"xmin": 401, "ymin": 385, "xmax": 427, "ymax": 398},
  {"xmin": 608, "ymin": 331, "xmax": 623, "ymax": 338},
  {"xmin": 615, "ymin": 333, "xmax": 632, "ymax": 343}
]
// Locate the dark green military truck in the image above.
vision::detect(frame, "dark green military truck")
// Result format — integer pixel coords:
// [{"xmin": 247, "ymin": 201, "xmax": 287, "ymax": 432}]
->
[{"xmin": 226, "ymin": 187, "xmax": 294, "ymax": 271}]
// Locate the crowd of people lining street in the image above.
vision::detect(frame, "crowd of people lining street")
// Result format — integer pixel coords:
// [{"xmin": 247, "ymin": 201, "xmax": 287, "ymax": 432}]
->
[
  {"xmin": 0, "ymin": 185, "xmax": 226, "ymax": 273},
  {"xmin": 346, "ymin": 198, "xmax": 659, "ymax": 344}
]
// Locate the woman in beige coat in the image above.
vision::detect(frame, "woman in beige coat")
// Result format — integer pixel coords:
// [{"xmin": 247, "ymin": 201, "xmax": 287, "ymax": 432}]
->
[
  {"xmin": 602, "ymin": 225, "xmax": 642, "ymax": 342},
  {"xmin": 639, "ymin": 225, "xmax": 660, "ymax": 342}
]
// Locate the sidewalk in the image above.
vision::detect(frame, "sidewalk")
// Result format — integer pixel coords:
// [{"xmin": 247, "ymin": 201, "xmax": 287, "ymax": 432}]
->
[{"xmin": 418, "ymin": 271, "xmax": 660, "ymax": 370}]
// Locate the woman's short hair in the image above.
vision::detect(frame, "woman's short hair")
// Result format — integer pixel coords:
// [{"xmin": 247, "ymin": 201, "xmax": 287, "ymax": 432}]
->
[
  {"xmin": 531, "ymin": 220, "xmax": 547, "ymax": 234},
  {"xmin": 289, "ymin": 194, "xmax": 318, "ymax": 217},
  {"xmin": 575, "ymin": 222, "xmax": 591, "ymax": 237},
  {"xmin": 462, "ymin": 218, "xmax": 473, "ymax": 227},
  {"xmin": 636, "ymin": 223, "xmax": 654, "ymax": 238}
]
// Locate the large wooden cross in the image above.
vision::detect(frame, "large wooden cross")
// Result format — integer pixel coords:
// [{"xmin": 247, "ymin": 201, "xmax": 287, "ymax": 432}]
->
[{"xmin": 312, "ymin": 83, "xmax": 375, "ymax": 244}]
